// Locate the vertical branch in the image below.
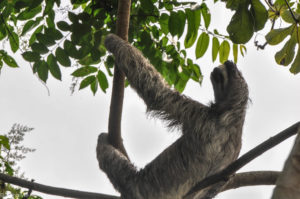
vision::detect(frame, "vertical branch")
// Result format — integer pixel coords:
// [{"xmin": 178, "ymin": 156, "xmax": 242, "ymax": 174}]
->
[
  {"xmin": 107, "ymin": 0, "xmax": 131, "ymax": 158},
  {"xmin": 271, "ymin": 126, "xmax": 300, "ymax": 199}
]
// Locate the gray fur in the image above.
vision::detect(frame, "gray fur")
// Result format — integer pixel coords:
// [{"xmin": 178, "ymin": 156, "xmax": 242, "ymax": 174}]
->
[{"xmin": 96, "ymin": 34, "xmax": 249, "ymax": 199}]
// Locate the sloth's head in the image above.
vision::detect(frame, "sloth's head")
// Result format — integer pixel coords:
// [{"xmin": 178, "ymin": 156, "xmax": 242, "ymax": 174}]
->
[{"xmin": 210, "ymin": 61, "xmax": 234, "ymax": 102}]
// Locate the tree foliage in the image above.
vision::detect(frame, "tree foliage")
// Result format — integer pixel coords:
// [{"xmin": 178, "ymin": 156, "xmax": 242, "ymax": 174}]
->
[
  {"xmin": 0, "ymin": 0, "xmax": 299, "ymax": 95},
  {"xmin": 0, "ymin": 124, "xmax": 42, "ymax": 199}
]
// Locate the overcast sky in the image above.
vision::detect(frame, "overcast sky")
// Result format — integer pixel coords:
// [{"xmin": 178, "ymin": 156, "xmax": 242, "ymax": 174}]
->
[{"xmin": 1, "ymin": 2, "xmax": 300, "ymax": 199}]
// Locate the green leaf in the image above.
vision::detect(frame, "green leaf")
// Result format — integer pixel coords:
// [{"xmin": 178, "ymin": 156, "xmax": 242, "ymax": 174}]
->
[
  {"xmin": 175, "ymin": 76, "xmax": 188, "ymax": 93},
  {"xmin": 46, "ymin": 16, "xmax": 55, "ymax": 28},
  {"xmin": 168, "ymin": 11, "xmax": 186, "ymax": 38},
  {"xmin": 71, "ymin": 23, "xmax": 91, "ymax": 37},
  {"xmin": 71, "ymin": 66, "xmax": 98, "ymax": 77},
  {"xmin": 227, "ymin": 3, "xmax": 254, "ymax": 44},
  {"xmin": 195, "ymin": 32, "xmax": 209, "ymax": 59},
  {"xmin": 201, "ymin": 3, "xmax": 211, "ymax": 29},
  {"xmin": 0, "ymin": 24, "xmax": 7, "ymax": 41},
  {"xmin": 97, "ymin": 70, "xmax": 109, "ymax": 92},
  {"xmin": 9, "ymin": 32, "xmax": 19, "ymax": 53},
  {"xmin": 78, "ymin": 12, "xmax": 90, "ymax": 21},
  {"xmin": 212, "ymin": 37, "xmax": 220, "ymax": 62},
  {"xmin": 68, "ymin": 11, "xmax": 78, "ymax": 23},
  {"xmin": 219, "ymin": 40, "xmax": 230, "ymax": 63},
  {"xmin": 29, "ymin": 25, "xmax": 44, "ymax": 45},
  {"xmin": 79, "ymin": 75, "xmax": 96, "ymax": 90},
  {"xmin": 0, "ymin": 135, "xmax": 10, "ymax": 150},
  {"xmin": 21, "ymin": 19, "xmax": 41, "ymax": 36},
  {"xmin": 177, "ymin": 10, "xmax": 186, "ymax": 38},
  {"xmin": 45, "ymin": 28, "xmax": 63, "ymax": 40},
  {"xmin": 140, "ymin": 31, "xmax": 152, "ymax": 47},
  {"xmin": 290, "ymin": 47, "xmax": 300, "ymax": 74},
  {"xmin": 44, "ymin": 0, "xmax": 54, "ymax": 15},
  {"xmin": 34, "ymin": 60, "xmax": 48, "ymax": 82},
  {"xmin": 76, "ymin": 45, "xmax": 91, "ymax": 59},
  {"xmin": 47, "ymin": 54, "xmax": 62, "ymax": 80},
  {"xmin": 55, "ymin": 0, "xmax": 61, "ymax": 6},
  {"xmin": 226, "ymin": 0, "xmax": 245, "ymax": 10},
  {"xmin": 31, "ymin": 42, "xmax": 49, "ymax": 54},
  {"xmin": 233, "ymin": 43, "xmax": 238, "ymax": 63},
  {"xmin": 91, "ymin": 48, "xmax": 101, "ymax": 61},
  {"xmin": 90, "ymin": 79, "xmax": 98, "ymax": 95},
  {"xmin": 189, "ymin": 61, "xmax": 202, "ymax": 82},
  {"xmin": 47, "ymin": 9, "xmax": 55, "ymax": 26},
  {"xmin": 79, "ymin": 55, "xmax": 100, "ymax": 66},
  {"xmin": 184, "ymin": 9, "xmax": 201, "ymax": 48},
  {"xmin": 106, "ymin": 55, "xmax": 115, "ymax": 68},
  {"xmin": 275, "ymin": 37, "xmax": 297, "ymax": 66},
  {"xmin": 36, "ymin": 33, "xmax": 56, "ymax": 46},
  {"xmin": 159, "ymin": 13, "xmax": 169, "ymax": 34},
  {"xmin": 55, "ymin": 47, "xmax": 71, "ymax": 67},
  {"xmin": 250, "ymin": 0, "xmax": 268, "ymax": 31},
  {"xmin": 168, "ymin": 12, "xmax": 177, "ymax": 36},
  {"xmin": 140, "ymin": 0, "xmax": 155, "ymax": 12},
  {"xmin": 281, "ymin": 9, "xmax": 299, "ymax": 24},
  {"xmin": 3, "ymin": 54, "xmax": 18, "ymax": 68},
  {"xmin": 57, "ymin": 21, "xmax": 70, "ymax": 31},
  {"xmin": 17, "ymin": 5, "xmax": 42, "ymax": 20},
  {"xmin": 64, "ymin": 40, "xmax": 78, "ymax": 58},
  {"xmin": 22, "ymin": 51, "xmax": 40, "ymax": 62},
  {"xmin": 29, "ymin": 0, "xmax": 43, "ymax": 9},
  {"xmin": 265, "ymin": 26, "xmax": 293, "ymax": 45},
  {"xmin": 240, "ymin": 45, "xmax": 247, "ymax": 56},
  {"xmin": 93, "ymin": 30, "xmax": 102, "ymax": 47},
  {"xmin": 5, "ymin": 162, "xmax": 14, "ymax": 176},
  {"xmin": 15, "ymin": 1, "xmax": 29, "ymax": 10}
]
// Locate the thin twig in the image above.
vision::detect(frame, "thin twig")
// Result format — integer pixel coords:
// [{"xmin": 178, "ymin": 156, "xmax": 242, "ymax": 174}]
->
[
  {"xmin": 264, "ymin": 0, "xmax": 275, "ymax": 12},
  {"xmin": 284, "ymin": 0, "xmax": 299, "ymax": 23},
  {"xmin": 0, "ymin": 173, "xmax": 119, "ymax": 199},
  {"xmin": 185, "ymin": 121, "xmax": 300, "ymax": 197}
]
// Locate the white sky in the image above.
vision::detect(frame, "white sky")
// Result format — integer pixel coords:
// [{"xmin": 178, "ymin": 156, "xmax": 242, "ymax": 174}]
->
[{"xmin": 1, "ymin": 2, "xmax": 300, "ymax": 199}]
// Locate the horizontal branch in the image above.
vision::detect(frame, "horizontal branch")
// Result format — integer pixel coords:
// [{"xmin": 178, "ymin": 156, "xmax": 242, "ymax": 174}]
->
[
  {"xmin": 0, "ymin": 173, "xmax": 119, "ymax": 199},
  {"xmin": 221, "ymin": 171, "xmax": 280, "ymax": 192},
  {"xmin": 2, "ymin": 122, "xmax": 299, "ymax": 198},
  {"xmin": 185, "ymin": 121, "xmax": 300, "ymax": 197}
]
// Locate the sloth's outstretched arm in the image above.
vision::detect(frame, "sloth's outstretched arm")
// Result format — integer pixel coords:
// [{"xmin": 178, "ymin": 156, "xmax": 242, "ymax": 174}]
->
[{"xmin": 105, "ymin": 34, "xmax": 208, "ymax": 128}]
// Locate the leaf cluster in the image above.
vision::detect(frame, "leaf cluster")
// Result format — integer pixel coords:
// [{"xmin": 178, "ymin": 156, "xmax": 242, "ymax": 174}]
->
[
  {"xmin": 0, "ymin": 124, "xmax": 42, "ymax": 199},
  {"xmin": 0, "ymin": 0, "xmax": 299, "ymax": 95},
  {"xmin": 265, "ymin": 0, "xmax": 300, "ymax": 73}
]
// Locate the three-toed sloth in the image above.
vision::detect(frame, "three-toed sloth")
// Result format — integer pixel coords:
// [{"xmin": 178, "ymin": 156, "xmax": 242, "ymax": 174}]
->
[{"xmin": 97, "ymin": 34, "xmax": 249, "ymax": 199}]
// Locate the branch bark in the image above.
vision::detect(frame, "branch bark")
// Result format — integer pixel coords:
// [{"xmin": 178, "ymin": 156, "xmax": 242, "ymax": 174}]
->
[
  {"xmin": 221, "ymin": 171, "xmax": 280, "ymax": 192},
  {"xmin": 271, "ymin": 126, "xmax": 300, "ymax": 199},
  {"xmin": 0, "ymin": 173, "xmax": 119, "ymax": 199},
  {"xmin": 107, "ymin": 0, "xmax": 131, "ymax": 158},
  {"xmin": 0, "ymin": 171, "xmax": 280, "ymax": 198},
  {"xmin": 185, "ymin": 121, "xmax": 300, "ymax": 197}
]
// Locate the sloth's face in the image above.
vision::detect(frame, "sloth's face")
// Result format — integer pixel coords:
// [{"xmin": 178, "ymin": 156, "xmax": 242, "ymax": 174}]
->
[
  {"xmin": 210, "ymin": 61, "xmax": 240, "ymax": 102},
  {"xmin": 210, "ymin": 64, "xmax": 229, "ymax": 102},
  {"xmin": 211, "ymin": 64, "xmax": 228, "ymax": 89}
]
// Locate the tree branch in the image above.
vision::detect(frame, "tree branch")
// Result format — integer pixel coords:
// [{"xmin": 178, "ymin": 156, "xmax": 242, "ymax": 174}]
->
[
  {"xmin": 107, "ymin": 0, "xmax": 131, "ymax": 158},
  {"xmin": 221, "ymin": 171, "xmax": 280, "ymax": 192},
  {"xmin": 185, "ymin": 121, "xmax": 300, "ymax": 197},
  {"xmin": 271, "ymin": 127, "xmax": 300, "ymax": 199},
  {"xmin": 0, "ymin": 173, "xmax": 119, "ymax": 199},
  {"xmin": 0, "ymin": 170, "xmax": 281, "ymax": 199}
]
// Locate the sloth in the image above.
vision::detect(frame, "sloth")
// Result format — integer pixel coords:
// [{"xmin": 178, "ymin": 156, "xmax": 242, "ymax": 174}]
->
[{"xmin": 97, "ymin": 34, "xmax": 249, "ymax": 199}]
